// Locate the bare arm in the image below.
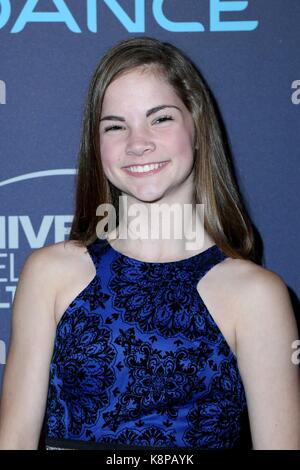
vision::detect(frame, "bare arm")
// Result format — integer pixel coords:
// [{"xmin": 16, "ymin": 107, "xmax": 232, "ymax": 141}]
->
[
  {"xmin": 236, "ymin": 269, "xmax": 300, "ymax": 449},
  {"xmin": 0, "ymin": 248, "xmax": 58, "ymax": 449}
]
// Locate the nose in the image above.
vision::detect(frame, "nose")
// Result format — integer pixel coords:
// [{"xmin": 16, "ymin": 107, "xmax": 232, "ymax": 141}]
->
[{"xmin": 125, "ymin": 127, "xmax": 156, "ymax": 157}]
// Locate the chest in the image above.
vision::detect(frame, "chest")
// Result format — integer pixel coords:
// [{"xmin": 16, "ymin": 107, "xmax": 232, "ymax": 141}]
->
[{"xmin": 54, "ymin": 268, "xmax": 237, "ymax": 359}]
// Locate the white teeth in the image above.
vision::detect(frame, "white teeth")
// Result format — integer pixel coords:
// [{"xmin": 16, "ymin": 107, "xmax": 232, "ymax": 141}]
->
[{"xmin": 126, "ymin": 162, "xmax": 166, "ymax": 173}]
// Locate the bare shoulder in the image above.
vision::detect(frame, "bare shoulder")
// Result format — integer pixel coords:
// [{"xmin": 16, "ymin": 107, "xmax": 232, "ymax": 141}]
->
[
  {"xmin": 218, "ymin": 256, "xmax": 283, "ymax": 286},
  {"xmin": 26, "ymin": 239, "xmax": 88, "ymax": 274},
  {"xmin": 22, "ymin": 240, "xmax": 92, "ymax": 299},
  {"xmin": 217, "ymin": 256, "xmax": 289, "ymax": 303},
  {"xmin": 205, "ymin": 255, "xmax": 287, "ymax": 303},
  {"xmin": 29, "ymin": 239, "xmax": 87, "ymax": 262},
  {"xmin": 218, "ymin": 257, "xmax": 297, "ymax": 337},
  {"xmin": 23, "ymin": 240, "xmax": 96, "ymax": 326}
]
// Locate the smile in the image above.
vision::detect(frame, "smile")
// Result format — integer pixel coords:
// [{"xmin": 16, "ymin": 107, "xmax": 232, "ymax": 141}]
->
[{"xmin": 123, "ymin": 161, "xmax": 170, "ymax": 176}]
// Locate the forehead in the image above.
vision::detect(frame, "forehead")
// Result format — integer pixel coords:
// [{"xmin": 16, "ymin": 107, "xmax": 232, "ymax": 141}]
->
[{"xmin": 102, "ymin": 67, "xmax": 181, "ymax": 109}]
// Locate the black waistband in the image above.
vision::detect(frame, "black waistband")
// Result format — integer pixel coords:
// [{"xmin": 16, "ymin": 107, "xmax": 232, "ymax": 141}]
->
[{"xmin": 45, "ymin": 438, "xmax": 196, "ymax": 451}]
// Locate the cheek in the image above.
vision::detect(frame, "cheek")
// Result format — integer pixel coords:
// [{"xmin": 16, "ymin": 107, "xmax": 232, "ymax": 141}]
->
[
  {"xmin": 100, "ymin": 139, "xmax": 119, "ymax": 170},
  {"xmin": 173, "ymin": 130, "xmax": 194, "ymax": 162}
]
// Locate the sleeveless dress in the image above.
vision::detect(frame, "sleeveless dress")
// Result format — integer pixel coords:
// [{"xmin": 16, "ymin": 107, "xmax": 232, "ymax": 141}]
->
[{"xmin": 45, "ymin": 238, "xmax": 251, "ymax": 450}]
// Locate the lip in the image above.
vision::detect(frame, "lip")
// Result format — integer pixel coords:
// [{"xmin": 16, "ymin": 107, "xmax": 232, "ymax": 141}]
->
[{"xmin": 122, "ymin": 161, "xmax": 170, "ymax": 177}]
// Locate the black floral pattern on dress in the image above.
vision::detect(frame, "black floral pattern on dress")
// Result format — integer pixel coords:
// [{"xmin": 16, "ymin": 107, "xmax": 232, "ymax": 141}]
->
[
  {"xmin": 102, "ymin": 328, "xmax": 207, "ymax": 431},
  {"xmin": 67, "ymin": 275, "xmax": 110, "ymax": 313},
  {"xmin": 47, "ymin": 306, "xmax": 116, "ymax": 437},
  {"xmin": 184, "ymin": 358, "xmax": 247, "ymax": 448},
  {"xmin": 46, "ymin": 239, "xmax": 250, "ymax": 448},
  {"xmin": 99, "ymin": 425, "xmax": 176, "ymax": 447},
  {"xmin": 46, "ymin": 381, "xmax": 66, "ymax": 437},
  {"xmin": 108, "ymin": 253, "xmax": 224, "ymax": 341}
]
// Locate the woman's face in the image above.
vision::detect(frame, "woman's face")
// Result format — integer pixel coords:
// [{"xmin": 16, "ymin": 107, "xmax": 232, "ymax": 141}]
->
[{"xmin": 99, "ymin": 66, "xmax": 195, "ymax": 203}]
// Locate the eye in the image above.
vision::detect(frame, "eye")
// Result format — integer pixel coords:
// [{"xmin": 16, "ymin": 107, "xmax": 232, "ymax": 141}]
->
[
  {"xmin": 152, "ymin": 115, "xmax": 174, "ymax": 125},
  {"xmin": 104, "ymin": 124, "xmax": 125, "ymax": 132}
]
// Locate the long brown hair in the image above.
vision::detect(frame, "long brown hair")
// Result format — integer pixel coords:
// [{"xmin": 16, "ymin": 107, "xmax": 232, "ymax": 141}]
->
[{"xmin": 69, "ymin": 36, "xmax": 256, "ymax": 261}]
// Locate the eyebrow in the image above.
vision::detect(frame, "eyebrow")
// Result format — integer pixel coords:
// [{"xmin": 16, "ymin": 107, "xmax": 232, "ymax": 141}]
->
[{"xmin": 99, "ymin": 105, "xmax": 181, "ymax": 122}]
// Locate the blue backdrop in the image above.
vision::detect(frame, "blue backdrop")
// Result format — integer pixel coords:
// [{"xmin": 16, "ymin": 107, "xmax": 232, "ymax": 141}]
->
[{"xmin": 0, "ymin": 0, "xmax": 299, "ymax": 389}]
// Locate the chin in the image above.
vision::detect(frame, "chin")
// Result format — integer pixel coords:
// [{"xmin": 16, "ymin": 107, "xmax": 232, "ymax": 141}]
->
[
  {"xmin": 121, "ymin": 185, "xmax": 165, "ymax": 201},
  {"xmin": 133, "ymin": 193, "xmax": 165, "ymax": 203}
]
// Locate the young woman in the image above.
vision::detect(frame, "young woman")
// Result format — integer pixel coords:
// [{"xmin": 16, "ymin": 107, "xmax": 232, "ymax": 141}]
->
[{"xmin": 0, "ymin": 37, "xmax": 299, "ymax": 450}]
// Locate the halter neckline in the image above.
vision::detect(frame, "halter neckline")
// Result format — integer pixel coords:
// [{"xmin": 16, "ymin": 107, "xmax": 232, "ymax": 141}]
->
[{"xmin": 96, "ymin": 237, "xmax": 218, "ymax": 266}]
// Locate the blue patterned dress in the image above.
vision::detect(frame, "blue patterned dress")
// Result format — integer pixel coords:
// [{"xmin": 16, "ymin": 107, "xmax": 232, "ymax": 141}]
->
[{"xmin": 45, "ymin": 238, "xmax": 251, "ymax": 450}]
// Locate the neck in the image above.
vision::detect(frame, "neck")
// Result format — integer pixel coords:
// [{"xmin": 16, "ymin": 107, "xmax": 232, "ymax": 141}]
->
[{"xmin": 106, "ymin": 194, "xmax": 215, "ymax": 261}]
